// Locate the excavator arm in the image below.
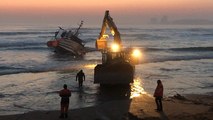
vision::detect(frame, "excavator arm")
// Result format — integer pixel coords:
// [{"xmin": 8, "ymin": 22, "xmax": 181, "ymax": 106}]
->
[
  {"xmin": 96, "ymin": 10, "xmax": 122, "ymax": 50},
  {"xmin": 94, "ymin": 10, "xmax": 141, "ymax": 86}
]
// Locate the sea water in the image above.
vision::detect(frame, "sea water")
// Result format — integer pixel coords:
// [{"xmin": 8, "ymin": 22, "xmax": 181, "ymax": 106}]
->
[{"xmin": 0, "ymin": 25, "xmax": 212, "ymax": 115}]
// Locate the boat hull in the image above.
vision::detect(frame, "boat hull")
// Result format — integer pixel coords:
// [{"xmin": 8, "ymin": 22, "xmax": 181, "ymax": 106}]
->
[{"xmin": 47, "ymin": 36, "xmax": 85, "ymax": 56}]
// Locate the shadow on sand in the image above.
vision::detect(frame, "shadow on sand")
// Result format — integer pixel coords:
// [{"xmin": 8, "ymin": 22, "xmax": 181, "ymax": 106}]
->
[
  {"xmin": 96, "ymin": 85, "xmax": 169, "ymax": 120},
  {"xmin": 97, "ymin": 85, "xmax": 131, "ymax": 101},
  {"xmin": 159, "ymin": 111, "xmax": 169, "ymax": 120},
  {"xmin": 93, "ymin": 85, "xmax": 133, "ymax": 119}
]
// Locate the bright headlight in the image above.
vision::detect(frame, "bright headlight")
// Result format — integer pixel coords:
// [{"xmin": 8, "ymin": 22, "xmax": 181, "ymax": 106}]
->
[
  {"xmin": 111, "ymin": 43, "xmax": 120, "ymax": 52},
  {"xmin": 132, "ymin": 49, "xmax": 141, "ymax": 58}
]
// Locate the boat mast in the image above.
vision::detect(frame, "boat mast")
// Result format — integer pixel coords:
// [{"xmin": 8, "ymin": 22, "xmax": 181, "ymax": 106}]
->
[{"xmin": 74, "ymin": 21, "xmax": 84, "ymax": 36}]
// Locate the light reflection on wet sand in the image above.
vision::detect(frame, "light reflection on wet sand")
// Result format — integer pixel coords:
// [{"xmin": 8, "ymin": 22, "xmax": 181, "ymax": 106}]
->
[
  {"xmin": 84, "ymin": 64, "xmax": 97, "ymax": 69},
  {"xmin": 130, "ymin": 77, "xmax": 147, "ymax": 98}
]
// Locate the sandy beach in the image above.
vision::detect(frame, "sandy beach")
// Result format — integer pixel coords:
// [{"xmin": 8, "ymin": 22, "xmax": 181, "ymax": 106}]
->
[{"xmin": 0, "ymin": 93, "xmax": 212, "ymax": 120}]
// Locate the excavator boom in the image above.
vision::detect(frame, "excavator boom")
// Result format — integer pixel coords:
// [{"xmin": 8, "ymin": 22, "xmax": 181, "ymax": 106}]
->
[{"xmin": 96, "ymin": 10, "xmax": 122, "ymax": 50}]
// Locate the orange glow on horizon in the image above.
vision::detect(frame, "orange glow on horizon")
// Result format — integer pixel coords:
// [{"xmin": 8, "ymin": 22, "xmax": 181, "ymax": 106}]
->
[
  {"xmin": 1, "ymin": 0, "xmax": 213, "ymax": 12},
  {"xmin": 0, "ymin": 0, "xmax": 212, "ymax": 25}
]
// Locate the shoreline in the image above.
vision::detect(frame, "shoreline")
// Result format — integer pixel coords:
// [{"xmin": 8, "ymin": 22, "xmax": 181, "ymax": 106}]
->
[{"xmin": 0, "ymin": 93, "xmax": 212, "ymax": 120}]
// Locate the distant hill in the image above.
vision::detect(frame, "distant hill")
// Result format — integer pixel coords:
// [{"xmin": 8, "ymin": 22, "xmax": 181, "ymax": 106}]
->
[{"xmin": 172, "ymin": 19, "xmax": 213, "ymax": 25}]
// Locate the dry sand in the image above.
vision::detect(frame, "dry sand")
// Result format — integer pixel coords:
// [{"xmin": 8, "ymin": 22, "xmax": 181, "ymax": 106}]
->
[{"xmin": 0, "ymin": 93, "xmax": 212, "ymax": 120}]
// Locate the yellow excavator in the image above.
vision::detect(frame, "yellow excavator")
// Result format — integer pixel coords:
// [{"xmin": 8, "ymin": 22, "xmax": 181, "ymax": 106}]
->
[{"xmin": 94, "ymin": 10, "xmax": 141, "ymax": 86}]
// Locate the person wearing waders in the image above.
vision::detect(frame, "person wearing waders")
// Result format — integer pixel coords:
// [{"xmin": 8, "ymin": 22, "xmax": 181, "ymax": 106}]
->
[
  {"xmin": 59, "ymin": 84, "xmax": 71, "ymax": 118},
  {"xmin": 154, "ymin": 80, "xmax": 164, "ymax": 111},
  {"xmin": 76, "ymin": 70, "xmax": 85, "ymax": 88}
]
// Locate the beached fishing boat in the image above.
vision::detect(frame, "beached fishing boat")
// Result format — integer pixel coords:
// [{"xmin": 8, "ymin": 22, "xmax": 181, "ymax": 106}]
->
[{"xmin": 47, "ymin": 21, "xmax": 86, "ymax": 56}]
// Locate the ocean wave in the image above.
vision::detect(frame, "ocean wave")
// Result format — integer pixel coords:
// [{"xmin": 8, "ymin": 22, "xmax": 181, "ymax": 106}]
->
[
  {"xmin": 200, "ymin": 84, "xmax": 213, "ymax": 89},
  {"xmin": 0, "ymin": 42, "xmax": 49, "ymax": 51},
  {"xmin": 144, "ymin": 74, "xmax": 173, "ymax": 79},
  {"xmin": 187, "ymin": 28, "xmax": 213, "ymax": 32},
  {"xmin": 145, "ymin": 55, "xmax": 213, "ymax": 63},
  {"xmin": 0, "ymin": 93, "xmax": 25, "ymax": 98},
  {"xmin": 3, "ymin": 46, "xmax": 49, "ymax": 51},
  {"xmin": 123, "ymin": 33, "xmax": 170, "ymax": 40},
  {"xmin": 159, "ymin": 68, "xmax": 181, "ymax": 72},
  {"xmin": 0, "ymin": 67, "xmax": 27, "ymax": 76},
  {"xmin": 84, "ymin": 38, "xmax": 96, "ymax": 42},
  {"xmin": 38, "ymin": 35, "xmax": 53, "ymax": 38},
  {"xmin": 132, "ymin": 47, "xmax": 213, "ymax": 52},
  {"xmin": 0, "ymin": 63, "xmax": 78, "ymax": 76},
  {"xmin": 0, "ymin": 31, "xmax": 53, "ymax": 36},
  {"xmin": 201, "ymin": 33, "xmax": 213, "ymax": 36},
  {"xmin": 169, "ymin": 47, "xmax": 213, "ymax": 52},
  {"xmin": 0, "ymin": 68, "xmax": 70, "ymax": 76},
  {"xmin": 0, "ymin": 93, "xmax": 5, "ymax": 98},
  {"xmin": 0, "ymin": 66, "xmax": 24, "ymax": 70},
  {"xmin": 0, "ymin": 42, "xmax": 45, "ymax": 48},
  {"xmin": 0, "ymin": 69, "xmax": 46, "ymax": 76}
]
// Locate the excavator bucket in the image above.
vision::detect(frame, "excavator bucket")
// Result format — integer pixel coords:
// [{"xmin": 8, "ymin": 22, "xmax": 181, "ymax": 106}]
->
[{"xmin": 96, "ymin": 38, "xmax": 107, "ymax": 50}]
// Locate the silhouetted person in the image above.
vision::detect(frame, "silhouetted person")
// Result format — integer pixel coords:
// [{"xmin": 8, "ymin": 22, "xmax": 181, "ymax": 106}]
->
[
  {"xmin": 154, "ymin": 80, "xmax": 163, "ymax": 111},
  {"xmin": 76, "ymin": 70, "xmax": 85, "ymax": 88},
  {"xmin": 59, "ymin": 84, "xmax": 71, "ymax": 118}
]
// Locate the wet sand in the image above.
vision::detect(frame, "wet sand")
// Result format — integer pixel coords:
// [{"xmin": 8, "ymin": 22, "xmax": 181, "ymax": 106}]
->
[{"xmin": 0, "ymin": 93, "xmax": 212, "ymax": 120}]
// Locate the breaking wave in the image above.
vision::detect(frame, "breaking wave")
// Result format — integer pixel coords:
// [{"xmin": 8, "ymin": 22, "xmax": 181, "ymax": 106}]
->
[
  {"xmin": 169, "ymin": 47, "xmax": 213, "ymax": 52},
  {"xmin": 0, "ymin": 31, "xmax": 53, "ymax": 36},
  {"xmin": 0, "ymin": 41, "xmax": 48, "ymax": 51},
  {"xmin": 138, "ymin": 47, "xmax": 213, "ymax": 52},
  {"xmin": 144, "ymin": 54, "xmax": 213, "ymax": 64}
]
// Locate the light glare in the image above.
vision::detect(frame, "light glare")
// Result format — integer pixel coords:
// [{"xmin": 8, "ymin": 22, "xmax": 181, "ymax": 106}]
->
[
  {"xmin": 130, "ymin": 78, "xmax": 146, "ymax": 98},
  {"xmin": 111, "ymin": 43, "xmax": 120, "ymax": 52},
  {"xmin": 132, "ymin": 49, "xmax": 141, "ymax": 58},
  {"xmin": 84, "ymin": 64, "xmax": 96, "ymax": 69}
]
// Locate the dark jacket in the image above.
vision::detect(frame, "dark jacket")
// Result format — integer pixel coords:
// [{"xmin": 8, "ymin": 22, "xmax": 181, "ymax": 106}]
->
[
  {"xmin": 76, "ymin": 71, "xmax": 85, "ymax": 81},
  {"xmin": 154, "ymin": 83, "xmax": 163, "ymax": 97}
]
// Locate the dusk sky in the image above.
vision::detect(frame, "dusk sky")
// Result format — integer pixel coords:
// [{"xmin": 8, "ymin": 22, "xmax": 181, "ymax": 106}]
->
[{"xmin": 0, "ymin": 0, "xmax": 213, "ymax": 26}]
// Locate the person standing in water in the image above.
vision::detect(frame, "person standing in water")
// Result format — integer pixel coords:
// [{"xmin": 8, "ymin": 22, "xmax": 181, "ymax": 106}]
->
[
  {"xmin": 76, "ymin": 70, "xmax": 85, "ymax": 88},
  {"xmin": 154, "ymin": 80, "xmax": 164, "ymax": 111},
  {"xmin": 59, "ymin": 84, "xmax": 71, "ymax": 118}
]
